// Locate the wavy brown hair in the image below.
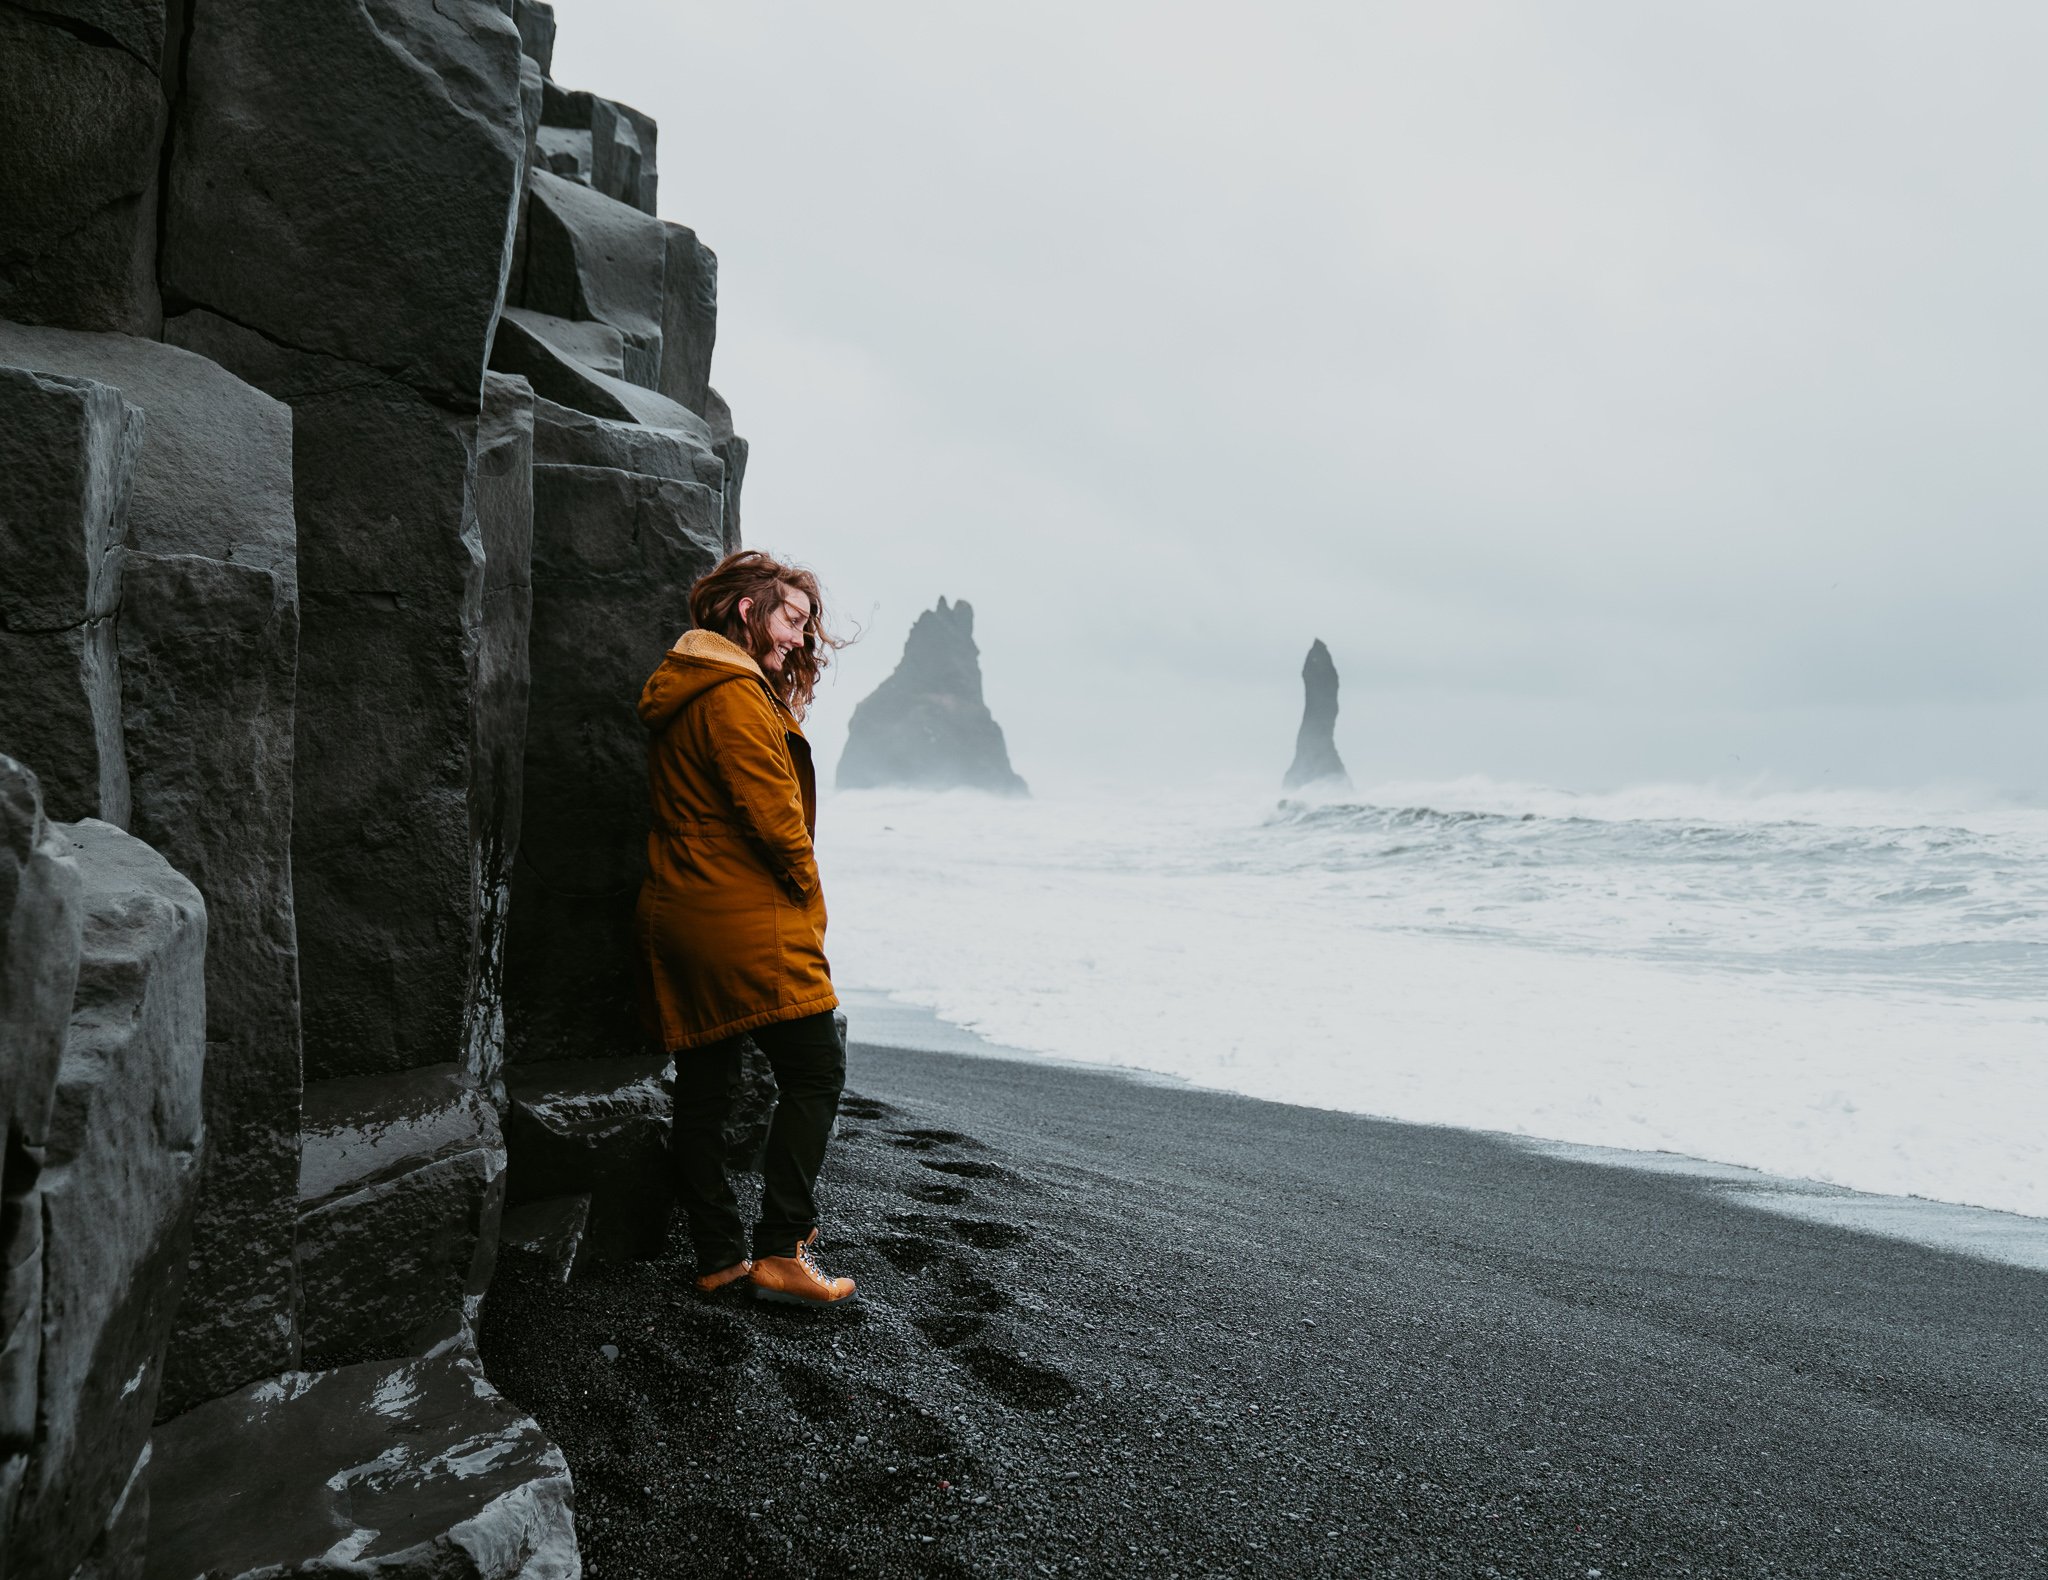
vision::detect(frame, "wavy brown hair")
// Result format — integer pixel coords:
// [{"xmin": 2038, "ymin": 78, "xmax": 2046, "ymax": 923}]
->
[{"xmin": 687, "ymin": 549, "xmax": 847, "ymax": 717}]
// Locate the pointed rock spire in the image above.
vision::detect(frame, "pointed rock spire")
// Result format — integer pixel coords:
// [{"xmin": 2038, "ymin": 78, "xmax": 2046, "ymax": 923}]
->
[{"xmin": 1282, "ymin": 638, "xmax": 1350, "ymax": 791}]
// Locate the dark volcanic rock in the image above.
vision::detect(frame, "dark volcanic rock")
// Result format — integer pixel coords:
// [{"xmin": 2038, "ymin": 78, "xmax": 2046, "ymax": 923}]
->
[
  {"xmin": 0, "ymin": 7, "xmax": 165, "ymax": 336},
  {"xmin": 537, "ymin": 84, "xmax": 658, "ymax": 216},
  {"xmin": 162, "ymin": 0, "xmax": 526, "ymax": 407},
  {"xmin": 535, "ymin": 125, "xmax": 592, "ymax": 184},
  {"xmin": 513, "ymin": 0, "xmax": 556, "ymax": 75},
  {"xmin": 517, "ymin": 53, "xmax": 546, "ymax": 192},
  {"xmin": 0, "ymin": 364, "xmax": 141, "ymax": 826},
  {"xmin": 502, "ymin": 463, "xmax": 724, "ymax": 1066},
  {"xmin": 12, "ymin": 819, "xmax": 204, "ymax": 1580},
  {"xmin": 506, "ymin": 304, "xmax": 629, "ymax": 380},
  {"xmin": 702, "ymin": 386, "xmax": 748, "ymax": 552},
  {"xmin": 657, "ymin": 225, "xmax": 718, "ymax": 418},
  {"xmin": 837, "ymin": 597, "xmax": 1028, "ymax": 794},
  {"xmin": 296, "ymin": 1067, "xmax": 507, "ymax": 1368},
  {"xmin": 0, "ymin": 760, "xmax": 84, "ymax": 1551},
  {"xmin": 466, "ymin": 374, "xmax": 536, "ymax": 1100},
  {"xmin": 1282, "ymin": 637, "xmax": 1350, "ymax": 791},
  {"xmin": 499, "ymin": 1194, "xmax": 591, "ymax": 1285},
  {"xmin": 146, "ymin": 1338, "xmax": 577, "ymax": 1579},
  {"xmin": 120, "ymin": 551, "xmax": 303, "ymax": 1411},
  {"xmin": 530, "ymin": 395, "xmax": 721, "ymax": 484},
  {"xmin": 513, "ymin": 169, "xmax": 666, "ymax": 388},
  {"xmin": 19, "ymin": 0, "xmax": 167, "ymax": 66},
  {"xmin": 491, "ymin": 309, "xmax": 704, "ymax": 430},
  {"xmin": 0, "ymin": 323, "xmax": 296, "ymax": 584},
  {"xmin": 723, "ymin": 1038, "xmax": 780, "ymax": 1173},
  {"xmin": 0, "ymin": 320, "xmax": 307, "ymax": 1409},
  {"xmin": 505, "ymin": 1057, "xmax": 674, "ymax": 1263},
  {"xmin": 166, "ymin": 311, "xmax": 498, "ymax": 1083}
]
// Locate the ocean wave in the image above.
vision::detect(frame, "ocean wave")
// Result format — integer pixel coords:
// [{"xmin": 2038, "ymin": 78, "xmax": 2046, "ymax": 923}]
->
[{"xmin": 822, "ymin": 780, "xmax": 2048, "ymax": 1218}]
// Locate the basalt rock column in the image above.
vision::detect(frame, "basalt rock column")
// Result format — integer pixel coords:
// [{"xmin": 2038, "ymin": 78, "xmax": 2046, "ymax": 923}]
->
[
  {"xmin": 491, "ymin": 60, "xmax": 737, "ymax": 1073},
  {"xmin": 658, "ymin": 226, "xmax": 718, "ymax": 417},
  {"xmin": 1282, "ymin": 638, "xmax": 1350, "ymax": 791},
  {"xmin": 837, "ymin": 598, "xmax": 1028, "ymax": 794},
  {"xmin": 0, "ymin": 758, "xmax": 84, "ymax": 1552},
  {"xmin": 161, "ymin": 0, "xmax": 529, "ymax": 1083},
  {"xmin": 0, "ymin": 365, "xmax": 141, "ymax": 827},
  {"xmin": 467, "ymin": 374, "xmax": 537, "ymax": 1099},
  {"xmin": 8, "ymin": 818, "xmax": 206, "ymax": 1580},
  {"xmin": 0, "ymin": 320, "xmax": 306, "ymax": 1412}
]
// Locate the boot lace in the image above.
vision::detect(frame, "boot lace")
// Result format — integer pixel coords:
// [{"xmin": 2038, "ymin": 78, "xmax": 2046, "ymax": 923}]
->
[{"xmin": 796, "ymin": 1235, "xmax": 829, "ymax": 1284}]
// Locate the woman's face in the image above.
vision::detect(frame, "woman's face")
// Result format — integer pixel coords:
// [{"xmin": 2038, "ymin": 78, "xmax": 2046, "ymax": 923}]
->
[{"xmin": 747, "ymin": 587, "xmax": 813, "ymax": 674}]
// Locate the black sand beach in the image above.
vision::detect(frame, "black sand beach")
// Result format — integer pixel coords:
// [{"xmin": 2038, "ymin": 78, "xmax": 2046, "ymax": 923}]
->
[{"xmin": 479, "ymin": 1042, "xmax": 2048, "ymax": 1578}]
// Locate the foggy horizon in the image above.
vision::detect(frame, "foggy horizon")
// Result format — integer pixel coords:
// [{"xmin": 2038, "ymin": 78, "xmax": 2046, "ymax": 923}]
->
[{"xmin": 555, "ymin": 2, "xmax": 2047, "ymax": 799}]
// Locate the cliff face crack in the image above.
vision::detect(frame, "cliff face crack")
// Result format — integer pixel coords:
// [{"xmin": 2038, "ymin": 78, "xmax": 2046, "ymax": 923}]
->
[
  {"xmin": 151, "ymin": 0, "xmax": 201, "ymax": 288},
  {"xmin": 0, "ymin": 611, "xmax": 114, "ymax": 637},
  {"xmin": 164, "ymin": 297, "xmax": 495, "ymax": 417},
  {"xmin": 1, "ymin": 190, "xmax": 154, "ymax": 272},
  {"xmin": 2, "ymin": 0, "xmax": 157, "ymax": 71}
]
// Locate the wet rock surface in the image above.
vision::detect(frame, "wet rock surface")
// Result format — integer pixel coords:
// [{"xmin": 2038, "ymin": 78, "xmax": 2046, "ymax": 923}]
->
[
  {"xmin": 11, "ymin": 819, "xmax": 204, "ymax": 1580},
  {"xmin": 0, "ymin": 364, "xmax": 140, "ymax": 827},
  {"xmin": 481, "ymin": 1041, "xmax": 2048, "ymax": 1580},
  {"xmin": 120, "ymin": 547, "xmax": 303, "ymax": 1411},
  {"xmin": 1282, "ymin": 636, "xmax": 1349, "ymax": 791},
  {"xmin": 145, "ymin": 1337, "xmax": 577, "ymax": 1580},
  {"xmin": 468, "ymin": 373, "xmax": 537, "ymax": 1099},
  {"xmin": 504, "ymin": 1059, "xmax": 674, "ymax": 1264},
  {"xmin": 296, "ymin": 1067, "xmax": 507, "ymax": 1369},
  {"xmin": 0, "ymin": 322, "xmax": 311, "ymax": 1411},
  {"xmin": 0, "ymin": 759, "xmax": 84, "ymax": 1550},
  {"xmin": 0, "ymin": 326, "xmax": 305, "ymax": 1405},
  {"xmin": 501, "ymin": 1196, "xmax": 592, "ymax": 1286},
  {"xmin": 836, "ymin": 598, "xmax": 1028, "ymax": 795}
]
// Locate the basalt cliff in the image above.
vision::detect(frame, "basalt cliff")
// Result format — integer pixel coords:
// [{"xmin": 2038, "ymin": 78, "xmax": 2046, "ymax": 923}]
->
[{"xmin": 0, "ymin": 3, "xmax": 762, "ymax": 1571}]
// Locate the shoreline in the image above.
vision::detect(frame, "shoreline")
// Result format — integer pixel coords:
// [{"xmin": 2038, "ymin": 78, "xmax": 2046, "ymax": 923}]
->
[
  {"xmin": 479, "ymin": 1035, "xmax": 2048, "ymax": 1578},
  {"xmin": 840, "ymin": 987, "xmax": 2048, "ymax": 1273}
]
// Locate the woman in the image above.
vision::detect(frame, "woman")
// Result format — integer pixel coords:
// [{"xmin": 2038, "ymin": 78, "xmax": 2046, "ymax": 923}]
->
[{"xmin": 636, "ymin": 549, "xmax": 855, "ymax": 1306}]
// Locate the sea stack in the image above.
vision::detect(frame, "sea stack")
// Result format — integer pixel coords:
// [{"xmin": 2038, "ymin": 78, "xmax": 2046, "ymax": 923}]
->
[
  {"xmin": 837, "ymin": 598, "xmax": 1028, "ymax": 794},
  {"xmin": 1282, "ymin": 638, "xmax": 1350, "ymax": 791}
]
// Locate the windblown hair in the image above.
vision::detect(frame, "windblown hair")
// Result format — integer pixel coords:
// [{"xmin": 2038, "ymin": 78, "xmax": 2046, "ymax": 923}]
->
[{"xmin": 687, "ymin": 549, "xmax": 847, "ymax": 717}]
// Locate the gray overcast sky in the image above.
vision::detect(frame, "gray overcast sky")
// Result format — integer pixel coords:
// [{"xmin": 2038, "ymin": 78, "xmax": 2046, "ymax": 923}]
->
[{"xmin": 555, "ymin": 2, "xmax": 2047, "ymax": 796}]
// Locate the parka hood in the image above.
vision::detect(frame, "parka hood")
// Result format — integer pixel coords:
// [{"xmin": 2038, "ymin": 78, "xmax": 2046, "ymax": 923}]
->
[
  {"xmin": 638, "ymin": 627, "xmax": 770, "ymax": 733},
  {"xmin": 639, "ymin": 629, "xmax": 771, "ymax": 732}
]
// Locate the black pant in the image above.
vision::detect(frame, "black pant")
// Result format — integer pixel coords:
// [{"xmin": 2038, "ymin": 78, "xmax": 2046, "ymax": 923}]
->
[{"xmin": 670, "ymin": 1009, "xmax": 845, "ymax": 1271}]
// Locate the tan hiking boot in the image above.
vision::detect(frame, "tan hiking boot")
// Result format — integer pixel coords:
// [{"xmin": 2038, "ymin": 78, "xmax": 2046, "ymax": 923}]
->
[
  {"xmin": 694, "ymin": 1258, "xmax": 752, "ymax": 1296},
  {"xmin": 748, "ymin": 1229, "xmax": 857, "ymax": 1306}
]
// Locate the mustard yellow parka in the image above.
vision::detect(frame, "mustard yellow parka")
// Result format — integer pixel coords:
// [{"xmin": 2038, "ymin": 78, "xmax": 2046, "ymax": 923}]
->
[{"xmin": 634, "ymin": 629, "xmax": 837, "ymax": 1051}]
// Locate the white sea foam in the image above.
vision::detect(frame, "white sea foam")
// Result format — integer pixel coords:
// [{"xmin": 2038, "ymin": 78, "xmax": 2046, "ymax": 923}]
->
[{"xmin": 822, "ymin": 778, "xmax": 2048, "ymax": 1218}]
